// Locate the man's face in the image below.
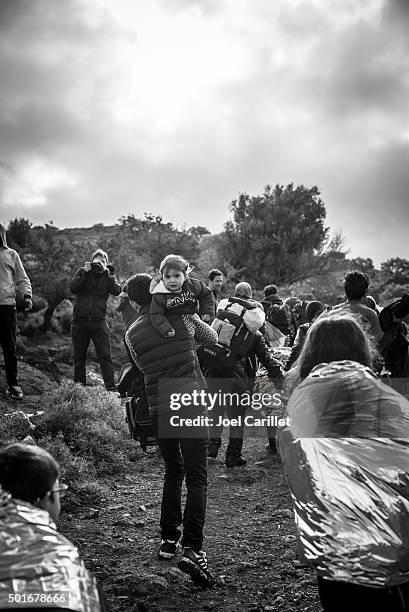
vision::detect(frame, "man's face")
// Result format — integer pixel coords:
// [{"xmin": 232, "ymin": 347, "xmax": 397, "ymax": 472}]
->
[
  {"xmin": 91, "ymin": 255, "xmax": 107, "ymax": 273},
  {"xmin": 210, "ymin": 275, "xmax": 223, "ymax": 291}
]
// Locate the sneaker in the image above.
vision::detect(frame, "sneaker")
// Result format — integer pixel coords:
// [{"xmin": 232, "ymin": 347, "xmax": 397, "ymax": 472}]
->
[
  {"xmin": 207, "ymin": 441, "xmax": 219, "ymax": 459},
  {"xmin": 7, "ymin": 385, "xmax": 24, "ymax": 400},
  {"xmin": 178, "ymin": 547, "xmax": 215, "ymax": 588},
  {"xmin": 225, "ymin": 454, "xmax": 247, "ymax": 468},
  {"xmin": 158, "ymin": 539, "xmax": 180, "ymax": 559}
]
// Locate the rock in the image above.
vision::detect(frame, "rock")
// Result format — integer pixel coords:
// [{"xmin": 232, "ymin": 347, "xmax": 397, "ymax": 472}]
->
[
  {"xmin": 84, "ymin": 508, "xmax": 100, "ymax": 519},
  {"xmin": 283, "ymin": 535, "xmax": 297, "ymax": 544},
  {"xmin": 277, "ymin": 509, "xmax": 293, "ymax": 519},
  {"xmin": 165, "ymin": 568, "xmax": 185, "ymax": 583},
  {"xmin": 138, "ymin": 504, "xmax": 147, "ymax": 512},
  {"xmin": 133, "ymin": 574, "xmax": 169, "ymax": 596},
  {"xmin": 135, "ymin": 520, "xmax": 145, "ymax": 527},
  {"xmin": 15, "ymin": 362, "xmax": 57, "ymax": 395}
]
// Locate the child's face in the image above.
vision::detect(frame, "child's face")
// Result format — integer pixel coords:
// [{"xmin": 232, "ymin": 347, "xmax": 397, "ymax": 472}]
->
[{"xmin": 163, "ymin": 267, "xmax": 186, "ymax": 292}]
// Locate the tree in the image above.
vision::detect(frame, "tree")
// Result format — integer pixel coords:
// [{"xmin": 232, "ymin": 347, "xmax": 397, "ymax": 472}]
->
[
  {"xmin": 380, "ymin": 258, "xmax": 409, "ymax": 286},
  {"xmin": 7, "ymin": 217, "xmax": 32, "ymax": 248},
  {"xmin": 117, "ymin": 213, "xmax": 201, "ymax": 272},
  {"xmin": 26, "ymin": 223, "xmax": 88, "ymax": 331},
  {"xmin": 349, "ymin": 257, "xmax": 376, "ymax": 278},
  {"xmin": 220, "ymin": 184, "xmax": 334, "ymax": 287}
]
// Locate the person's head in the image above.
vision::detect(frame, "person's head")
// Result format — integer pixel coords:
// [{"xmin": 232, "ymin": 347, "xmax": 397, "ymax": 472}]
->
[
  {"xmin": 285, "ymin": 297, "xmax": 300, "ymax": 310},
  {"xmin": 235, "ymin": 282, "xmax": 252, "ymax": 299},
  {"xmin": 0, "ymin": 224, "xmax": 7, "ymax": 249},
  {"xmin": 91, "ymin": 249, "xmax": 108, "ymax": 274},
  {"xmin": 305, "ymin": 300, "xmax": 326, "ymax": 323},
  {"xmin": 0, "ymin": 444, "xmax": 65, "ymax": 522},
  {"xmin": 297, "ymin": 313, "xmax": 373, "ymax": 379},
  {"xmin": 208, "ymin": 269, "xmax": 223, "ymax": 291},
  {"xmin": 344, "ymin": 270, "xmax": 370, "ymax": 301},
  {"xmin": 159, "ymin": 254, "xmax": 192, "ymax": 292},
  {"xmin": 126, "ymin": 273, "xmax": 153, "ymax": 306},
  {"xmin": 264, "ymin": 284, "xmax": 278, "ymax": 297}
]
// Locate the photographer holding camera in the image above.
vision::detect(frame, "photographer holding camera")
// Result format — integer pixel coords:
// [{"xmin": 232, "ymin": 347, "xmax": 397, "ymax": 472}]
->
[{"xmin": 70, "ymin": 249, "xmax": 121, "ymax": 390}]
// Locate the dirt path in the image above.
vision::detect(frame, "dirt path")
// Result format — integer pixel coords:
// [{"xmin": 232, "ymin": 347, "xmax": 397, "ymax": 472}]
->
[{"xmin": 58, "ymin": 437, "xmax": 322, "ymax": 612}]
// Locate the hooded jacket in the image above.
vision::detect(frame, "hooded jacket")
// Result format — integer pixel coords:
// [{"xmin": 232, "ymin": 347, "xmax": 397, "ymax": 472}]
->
[
  {"xmin": 0, "ymin": 224, "xmax": 32, "ymax": 306},
  {"xmin": 70, "ymin": 265, "xmax": 121, "ymax": 322},
  {"xmin": 149, "ymin": 276, "xmax": 215, "ymax": 337},
  {"xmin": 0, "ymin": 489, "xmax": 101, "ymax": 611}
]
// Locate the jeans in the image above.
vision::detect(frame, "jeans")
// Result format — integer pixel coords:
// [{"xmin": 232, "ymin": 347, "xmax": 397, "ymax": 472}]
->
[
  {"xmin": 71, "ymin": 320, "xmax": 115, "ymax": 388},
  {"xmin": 156, "ymin": 432, "xmax": 208, "ymax": 553},
  {"xmin": 207, "ymin": 375, "xmax": 247, "ymax": 457},
  {"xmin": 0, "ymin": 305, "xmax": 18, "ymax": 387},
  {"xmin": 317, "ymin": 576, "xmax": 409, "ymax": 611}
]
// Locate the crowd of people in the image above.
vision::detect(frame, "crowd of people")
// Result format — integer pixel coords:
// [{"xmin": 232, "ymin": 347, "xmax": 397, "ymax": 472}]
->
[{"xmin": 1, "ymin": 232, "xmax": 409, "ymax": 610}]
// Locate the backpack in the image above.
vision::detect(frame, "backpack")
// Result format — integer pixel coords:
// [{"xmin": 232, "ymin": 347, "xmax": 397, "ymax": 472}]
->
[
  {"xmin": 197, "ymin": 297, "xmax": 265, "ymax": 371},
  {"xmin": 125, "ymin": 393, "xmax": 159, "ymax": 453},
  {"xmin": 266, "ymin": 302, "xmax": 292, "ymax": 330}
]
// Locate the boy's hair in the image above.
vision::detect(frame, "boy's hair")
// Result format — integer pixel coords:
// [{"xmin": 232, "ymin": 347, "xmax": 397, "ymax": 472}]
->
[
  {"xmin": 91, "ymin": 249, "xmax": 108, "ymax": 263},
  {"xmin": 159, "ymin": 254, "xmax": 192, "ymax": 276},
  {"xmin": 264, "ymin": 284, "xmax": 278, "ymax": 297},
  {"xmin": 208, "ymin": 269, "xmax": 223, "ymax": 281},
  {"xmin": 127, "ymin": 273, "xmax": 153, "ymax": 305},
  {"xmin": 344, "ymin": 270, "xmax": 370, "ymax": 300},
  {"xmin": 296, "ymin": 313, "xmax": 373, "ymax": 380},
  {"xmin": 0, "ymin": 444, "xmax": 59, "ymax": 503}
]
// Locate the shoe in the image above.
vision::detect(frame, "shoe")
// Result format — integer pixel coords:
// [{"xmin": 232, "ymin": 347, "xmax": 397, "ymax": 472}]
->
[
  {"xmin": 158, "ymin": 539, "xmax": 180, "ymax": 559},
  {"xmin": 225, "ymin": 455, "xmax": 247, "ymax": 468},
  {"xmin": 178, "ymin": 547, "xmax": 215, "ymax": 588},
  {"xmin": 207, "ymin": 441, "xmax": 219, "ymax": 459},
  {"xmin": 265, "ymin": 441, "xmax": 278, "ymax": 455},
  {"xmin": 7, "ymin": 385, "xmax": 24, "ymax": 400}
]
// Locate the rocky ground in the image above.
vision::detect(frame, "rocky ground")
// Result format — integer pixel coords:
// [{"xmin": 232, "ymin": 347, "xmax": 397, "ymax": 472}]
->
[{"xmin": 58, "ymin": 436, "xmax": 322, "ymax": 612}]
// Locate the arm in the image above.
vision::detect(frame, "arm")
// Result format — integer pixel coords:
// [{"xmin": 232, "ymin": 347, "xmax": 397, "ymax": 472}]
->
[
  {"xmin": 150, "ymin": 293, "xmax": 175, "ymax": 337},
  {"xmin": 255, "ymin": 333, "xmax": 285, "ymax": 382},
  {"xmin": 12, "ymin": 251, "xmax": 32, "ymax": 298},
  {"xmin": 106, "ymin": 265, "xmax": 121, "ymax": 296},
  {"xmin": 285, "ymin": 326, "xmax": 306, "ymax": 371},
  {"xmin": 190, "ymin": 279, "xmax": 215, "ymax": 319},
  {"xmin": 70, "ymin": 267, "xmax": 90, "ymax": 294}
]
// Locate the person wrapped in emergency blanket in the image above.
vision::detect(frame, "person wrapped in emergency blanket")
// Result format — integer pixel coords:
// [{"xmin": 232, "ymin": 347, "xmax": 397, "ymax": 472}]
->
[{"xmin": 279, "ymin": 358, "xmax": 409, "ymax": 610}]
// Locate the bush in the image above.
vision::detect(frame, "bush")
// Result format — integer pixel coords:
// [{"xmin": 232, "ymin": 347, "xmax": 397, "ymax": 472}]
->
[{"xmin": 34, "ymin": 382, "xmax": 134, "ymax": 476}]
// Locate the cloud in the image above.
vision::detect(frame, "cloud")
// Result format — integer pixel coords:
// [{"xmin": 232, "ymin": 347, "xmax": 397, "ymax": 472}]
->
[{"xmin": 0, "ymin": 0, "xmax": 408, "ymax": 268}]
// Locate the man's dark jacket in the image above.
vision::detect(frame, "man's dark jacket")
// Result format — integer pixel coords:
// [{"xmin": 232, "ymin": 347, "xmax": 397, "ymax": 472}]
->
[
  {"xmin": 125, "ymin": 306, "xmax": 208, "ymax": 416},
  {"xmin": 70, "ymin": 265, "xmax": 121, "ymax": 321}
]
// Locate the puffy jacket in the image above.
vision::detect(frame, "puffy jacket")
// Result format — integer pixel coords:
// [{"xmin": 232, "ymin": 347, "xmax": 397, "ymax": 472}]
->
[
  {"xmin": 0, "ymin": 248, "xmax": 32, "ymax": 306},
  {"xmin": 70, "ymin": 265, "xmax": 121, "ymax": 321},
  {"xmin": 125, "ymin": 306, "xmax": 217, "ymax": 415},
  {"xmin": 0, "ymin": 490, "xmax": 101, "ymax": 611}
]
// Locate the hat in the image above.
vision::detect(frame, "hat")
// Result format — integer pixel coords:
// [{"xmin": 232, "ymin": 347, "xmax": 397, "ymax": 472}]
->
[
  {"xmin": 92, "ymin": 249, "xmax": 108, "ymax": 263},
  {"xmin": 126, "ymin": 274, "xmax": 153, "ymax": 305}
]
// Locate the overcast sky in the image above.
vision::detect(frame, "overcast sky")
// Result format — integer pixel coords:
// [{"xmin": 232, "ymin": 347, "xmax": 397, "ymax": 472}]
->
[{"xmin": 1, "ymin": 0, "xmax": 408, "ymax": 265}]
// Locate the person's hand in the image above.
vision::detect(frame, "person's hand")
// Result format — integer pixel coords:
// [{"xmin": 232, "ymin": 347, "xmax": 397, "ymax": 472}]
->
[
  {"xmin": 202, "ymin": 314, "xmax": 212, "ymax": 323},
  {"xmin": 167, "ymin": 329, "xmax": 176, "ymax": 337},
  {"xmin": 23, "ymin": 297, "xmax": 33, "ymax": 312},
  {"xmin": 84, "ymin": 261, "xmax": 91, "ymax": 272}
]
